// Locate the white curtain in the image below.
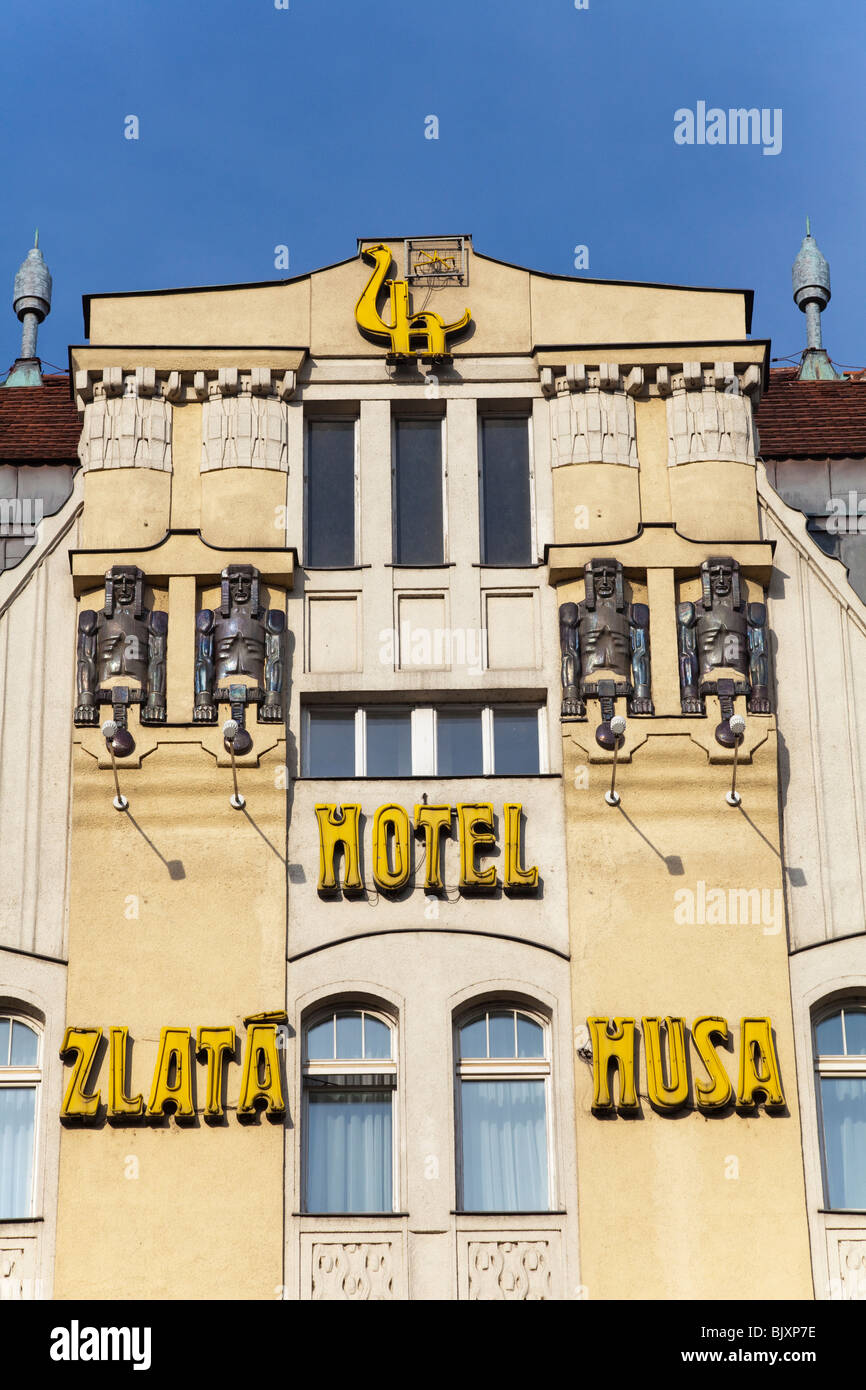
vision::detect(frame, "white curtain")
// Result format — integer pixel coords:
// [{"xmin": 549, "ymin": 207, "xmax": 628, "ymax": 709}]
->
[
  {"xmin": 461, "ymin": 1080, "xmax": 548, "ymax": 1211},
  {"xmin": 306, "ymin": 1091, "xmax": 392, "ymax": 1212},
  {"xmin": 821, "ymin": 1077, "xmax": 866, "ymax": 1208},
  {"xmin": 0, "ymin": 1087, "xmax": 36, "ymax": 1219}
]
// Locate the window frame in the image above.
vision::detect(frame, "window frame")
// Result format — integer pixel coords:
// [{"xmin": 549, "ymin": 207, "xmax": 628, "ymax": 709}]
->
[
  {"xmin": 301, "ymin": 1005, "xmax": 399, "ymax": 1216},
  {"xmin": 390, "ymin": 414, "xmax": 448, "ymax": 566},
  {"xmin": 477, "ymin": 411, "xmax": 536, "ymax": 567},
  {"xmin": 302, "ymin": 702, "xmax": 547, "ymax": 777},
  {"xmin": 0, "ymin": 1013, "xmax": 42, "ymax": 1221},
  {"xmin": 453, "ymin": 1003, "xmax": 555, "ymax": 1214},
  {"xmin": 812, "ymin": 1001, "xmax": 866, "ymax": 1212},
  {"xmin": 303, "ymin": 414, "xmax": 360, "ymax": 569}
]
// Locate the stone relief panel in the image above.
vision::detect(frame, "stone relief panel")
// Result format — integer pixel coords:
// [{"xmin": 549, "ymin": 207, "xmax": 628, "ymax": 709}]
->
[
  {"xmin": 311, "ymin": 1242, "xmax": 395, "ymax": 1301},
  {"xmin": 78, "ymin": 389, "xmax": 172, "ymax": 472},
  {"xmin": 551, "ymin": 366, "xmax": 638, "ymax": 468},
  {"xmin": 201, "ymin": 393, "xmax": 288, "ymax": 472},
  {"xmin": 0, "ymin": 1238, "xmax": 39, "ymax": 1301},
  {"xmin": 839, "ymin": 1240, "xmax": 866, "ymax": 1300},
  {"xmin": 666, "ymin": 363, "xmax": 756, "ymax": 466},
  {"xmin": 466, "ymin": 1240, "xmax": 553, "ymax": 1301}
]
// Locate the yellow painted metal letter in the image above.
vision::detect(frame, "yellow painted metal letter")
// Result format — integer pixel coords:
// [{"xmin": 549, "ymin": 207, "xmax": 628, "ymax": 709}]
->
[
  {"xmin": 737, "ymin": 1016, "xmax": 785, "ymax": 1109},
  {"xmin": 414, "ymin": 804, "xmax": 452, "ymax": 890},
  {"xmin": 457, "ymin": 803, "xmax": 497, "ymax": 890},
  {"xmin": 589, "ymin": 1016, "xmax": 638, "ymax": 1111},
  {"xmin": 146, "ymin": 1027, "xmax": 195, "ymax": 1118},
  {"xmin": 239, "ymin": 1022, "xmax": 286, "ymax": 1115},
  {"xmin": 642, "ymin": 1017, "xmax": 689, "ymax": 1110},
  {"xmin": 196, "ymin": 1026, "xmax": 237, "ymax": 1119},
  {"xmin": 315, "ymin": 803, "xmax": 363, "ymax": 894},
  {"xmin": 503, "ymin": 803, "xmax": 538, "ymax": 891},
  {"xmin": 372, "ymin": 804, "xmax": 411, "ymax": 891},
  {"xmin": 59, "ymin": 1027, "xmax": 103, "ymax": 1119},
  {"xmin": 692, "ymin": 1015, "xmax": 733, "ymax": 1110},
  {"xmin": 108, "ymin": 1026, "xmax": 143, "ymax": 1119}
]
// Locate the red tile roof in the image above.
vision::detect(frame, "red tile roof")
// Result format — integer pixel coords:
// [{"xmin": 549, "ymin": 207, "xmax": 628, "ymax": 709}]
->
[
  {"xmin": 756, "ymin": 367, "xmax": 866, "ymax": 459},
  {"xmin": 0, "ymin": 374, "xmax": 81, "ymax": 461}
]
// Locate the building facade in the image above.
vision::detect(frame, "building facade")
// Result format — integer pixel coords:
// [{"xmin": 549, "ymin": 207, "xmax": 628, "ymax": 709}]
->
[{"xmin": 1, "ymin": 231, "xmax": 864, "ymax": 1300}]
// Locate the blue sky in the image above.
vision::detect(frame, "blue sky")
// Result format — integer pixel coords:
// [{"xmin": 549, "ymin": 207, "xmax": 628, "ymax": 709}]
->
[{"xmin": 1, "ymin": 0, "xmax": 864, "ymax": 372}]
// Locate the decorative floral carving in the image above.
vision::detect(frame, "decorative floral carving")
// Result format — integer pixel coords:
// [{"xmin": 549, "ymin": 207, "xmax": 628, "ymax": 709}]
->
[
  {"xmin": 840, "ymin": 1241, "xmax": 866, "ymax": 1300},
  {"xmin": 311, "ymin": 1242, "xmax": 394, "ymax": 1301},
  {"xmin": 467, "ymin": 1240, "xmax": 552, "ymax": 1300}
]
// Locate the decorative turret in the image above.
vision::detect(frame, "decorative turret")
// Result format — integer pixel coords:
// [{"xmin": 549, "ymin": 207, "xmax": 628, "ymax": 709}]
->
[
  {"xmin": 3, "ymin": 232, "xmax": 52, "ymax": 388},
  {"xmin": 792, "ymin": 219, "xmax": 840, "ymax": 380}
]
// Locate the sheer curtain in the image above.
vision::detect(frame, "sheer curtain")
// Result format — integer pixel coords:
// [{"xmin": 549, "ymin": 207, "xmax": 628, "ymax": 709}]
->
[
  {"xmin": 0, "ymin": 1087, "xmax": 36, "ymax": 1219},
  {"xmin": 461, "ymin": 1080, "xmax": 548, "ymax": 1211},
  {"xmin": 821, "ymin": 1077, "xmax": 866, "ymax": 1208},
  {"xmin": 306, "ymin": 1091, "xmax": 392, "ymax": 1212}
]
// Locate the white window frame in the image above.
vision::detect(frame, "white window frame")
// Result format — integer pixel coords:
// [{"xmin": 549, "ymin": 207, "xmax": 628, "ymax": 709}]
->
[
  {"xmin": 301, "ymin": 1006, "xmax": 398, "ymax": 1215},
  {"xmin": 454, "ymin": 1004, "xmax": 554, "ymax": 1213},
  {"xmin": 0, "ymin": 1013, "xmax": 42, "ymax": 1221},
  {"xmin": 813, "ymin": 1002, "xmax": 866, "ymax": 1211},
  {"xmin": 303, "ymin": 703, "xmax": 545, "ymax": 777},
  {"xmin": 477, "ymin": 412, "xmax": 536, "ymax": 567},
  {"xmin": 391, "ymin": 415, "xmax": 448, "ymax": 566},
  {"xmin": 303, "ymin": 415, "xmax": 360, "ymax": 568}
]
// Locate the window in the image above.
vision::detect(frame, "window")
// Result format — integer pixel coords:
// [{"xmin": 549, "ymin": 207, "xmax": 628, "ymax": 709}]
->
[
  {"xmin": 393, "ymin": 418, "xmax": 445, "ymax": 565},
  {"xmin": 456, "ymin": 1005, "xmax": 552, "ymax": 1212},
  {"xmin": 814, "ymin": 1003, "xmax": 866, "ymax": 1210},
  {"xmin": 479, "ymin": 416, "xmax": 532, "ymax": 565},
  {"xmin": 303, "ymin": 704, "xmax": 544, "ymax": 777},
  {"xmin": 0, "ymin": 1015, "xmax": 40, "ymax": 1220},
  {"xmin": 302, "ymin": 1007, "xmax": 396, "ymax": 1214},
  {"xmin": 305, "ymin": 419, "xmax": 357, "ymax": 568}
]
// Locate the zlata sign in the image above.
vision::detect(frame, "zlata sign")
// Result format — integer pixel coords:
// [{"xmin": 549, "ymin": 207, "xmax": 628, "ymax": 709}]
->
[
  {"xmin": 315, "ymin": 802, "xmax": 538, "ymax": 895},
  {"xmin": 59, "ymin": 1014, "xmax": 286, "ymax": 1121},
  {"xmin": 589, "ymin": 1016, "xmax": 786, "ymax": 1113}
]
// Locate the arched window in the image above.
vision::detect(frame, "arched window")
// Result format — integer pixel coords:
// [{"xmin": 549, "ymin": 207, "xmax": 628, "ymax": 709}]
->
[
  {"xmin": 302, "ymin": 1006, "xmax": 396, "ymax": 1214},
  {"xmin": 0, "ymin": 1014, "xmax": 41, "ymax": 1220},
  {"xmin": 814, "ymin": 1003, "xmax": 866, "ymax": 1210},
  {"xmin": 455, "ymin": 1004, "xmax": 551, "ymax": 1212}
]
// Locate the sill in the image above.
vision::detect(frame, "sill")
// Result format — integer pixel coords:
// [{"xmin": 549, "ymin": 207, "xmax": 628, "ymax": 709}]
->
[
  {"xmin": 473, "ymin": 562, "xmax": 544, "ymax": 570},
  {"xmin": 386, "ymin": 562, "xmax": 455, "ymax": 570},
  {"xmin": 304, "ymin": 564, "xmax": 372, "ymax": 572},
  {"xmin": 0, "ymin": 1215, "xmax": 44, "ymax": 1224},
  {"xmin": 453, "ymin": 1210, "xmax": 566, "ymax": 1217},
  {"xmin": 294, "ymin": 1211, "xmax": 409, "ymax": 1218},
  {"xmin": 818, "ymin": 1208, "xmax": 866, "ymax": 1216},
  {"xmin": 298, "ymin": 773, "xmax": 561, "ymax": 781}
]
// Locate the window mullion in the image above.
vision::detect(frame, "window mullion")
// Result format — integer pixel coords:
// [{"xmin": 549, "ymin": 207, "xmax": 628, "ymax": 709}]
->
[{"xmin": 355, "ymin": 708, "xmax": 366, "ymax": 777}]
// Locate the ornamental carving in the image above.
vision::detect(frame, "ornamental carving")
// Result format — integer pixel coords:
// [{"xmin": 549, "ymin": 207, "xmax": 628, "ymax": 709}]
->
[
  {"xmin": 467, "ymin": 1241, "xmax": 552, "ymax": 1301},
  {"xmin": 666, "ymin": 364, "xmax": 755, "ymax": 466},
  {"xmin": 311, "ymin": 1243, "xmax": 394, "ymax": 1301},
  {"xmin": 78, "ymin": 391, "xmax": 172, "ymax": 473},
  {"xmin": 551, "ymin": 364, "xmax": 638, "ymax": 468},
  {"xmin": 839, "ymin": 1241, "xmax": 866, "ymax": 1300},
  {"xmin": 201, "ymin": 392, "xmax": 288, "ymax": 472},
  {"xmin": 194, "ymin": 565, "xmax": 285, "ymax": 732}
]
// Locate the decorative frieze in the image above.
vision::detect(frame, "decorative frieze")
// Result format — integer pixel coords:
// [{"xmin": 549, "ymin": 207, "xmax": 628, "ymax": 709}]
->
[
  {"xmin": 550, "ymin": 362, "xmax": 638, "ymax": 468},
  {"xmin": 666, "ymin": 362, "xmax": 761, "ymax": 467},
  {"xmin": 467, "ymin": 1240, "xmax": 553, "ymax": 1301},
  {"xmin": 200, "ymin": 392, "xmax": 288, "ymax": 473},
  {"xmin": 77, "ymin": 386, "xmax": 172, "ymax": 473},
  {"xmin": 311, "ymin": 1243, "xmax": 394, "ymax": 1300}
]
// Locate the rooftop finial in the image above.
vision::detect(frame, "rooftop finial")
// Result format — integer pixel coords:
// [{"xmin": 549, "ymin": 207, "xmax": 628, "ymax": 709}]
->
[
  {"xmin": 805, "ymin": 214, "xmax": 810, "ymax": 236},
  {"xmin": 34, "ymin": 228, "xmax": 39, "ymax": 249},
  {"xmin": 792, "ymin": 220, "xmax": 840, "ymax": 380},
  {"xmin": 3, "ymin": 234, "xmax": 53, "ymax": 387}
]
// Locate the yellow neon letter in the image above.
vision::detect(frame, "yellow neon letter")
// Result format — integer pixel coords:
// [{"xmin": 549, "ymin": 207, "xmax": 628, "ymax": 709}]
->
[
  {"xmin": 146, "ymin": 1027, "xmax": 194, "ymax": 1118},
  {"xmin": 372, "ymin": 804, "xmax": 411, "ymax": 891},
  {"xmin": 59, "ymin": 1027, "xmax": 103, "ymax": 1119},
  {"xmin": 195, "ymin": 1026, "xmax": 237, "ymax": 1119},
  {"xmin": 238, "ymin": 1022, "xmax": 286, "ymax": 1116},
  {"xmin": 692, "ymin": 1016, "xmax": 733, "ymax": 1110},
  {"xmin": 737, "ymin": 1016, "xmax": 785, "ymax": 1109},
  {"xmin": 503, "ymin": 803, "xmax": 538, "ymax": 891},
  {"xmin": 589, "ymin": 1017, "xmax": 638, "ymax": 1110},
  {"xmin": 108, "ymin": 1026, "xmax": 143, "ymax": 1119},
  {"xmin": 642, "ymin": 1017, "xmax": 689, "ymax": 1110},
  {"xmin": 414, "ymin": 804, "xmax": 452, "ymax": 890},
  {"xmin": 315, "ymin": 803, "xmax": 363, "ymax": 894},
  {"xmin": 456, "ymin": 803, "xmax": 497, "ymax": 890}
]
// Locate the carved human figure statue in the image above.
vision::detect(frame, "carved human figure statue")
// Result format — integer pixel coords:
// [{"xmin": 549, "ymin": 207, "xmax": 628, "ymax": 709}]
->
[
  {"xmin": 194, "ymin": 564, "xmax": 284, "ymax": 724},
  {"xmin": 677, "ymin": 556, "xmax": 770, "ymax": 714},
  {"xmin": 559, "ymin": 559, "xmax": 653, "ymax": 718},
  {"xmin": 74, "ymin": 566, "xmax": 167, "ymax": 726}
]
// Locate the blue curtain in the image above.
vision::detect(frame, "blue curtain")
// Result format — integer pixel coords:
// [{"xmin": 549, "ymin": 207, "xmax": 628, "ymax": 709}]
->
[
  {"xmin": 0, "ymin": 1087, "xmax": 36, "ymax": 1219},
  {"xmin": 821, "ymin": 1077, "xmax": 866, "ymax": 1208},
  {"xmin": 306, "ymin": 1091, "xmax": 392, "ymax": 1212},
  {"xmin": 461, "ymin": 1080, "xmax": 548, "ymax": 1211}
]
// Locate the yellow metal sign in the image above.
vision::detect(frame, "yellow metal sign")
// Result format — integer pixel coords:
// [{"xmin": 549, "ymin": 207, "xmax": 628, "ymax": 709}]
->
[{"xmin": 355, "ymin": 243, "xmax": 470, "ymax": 359}]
